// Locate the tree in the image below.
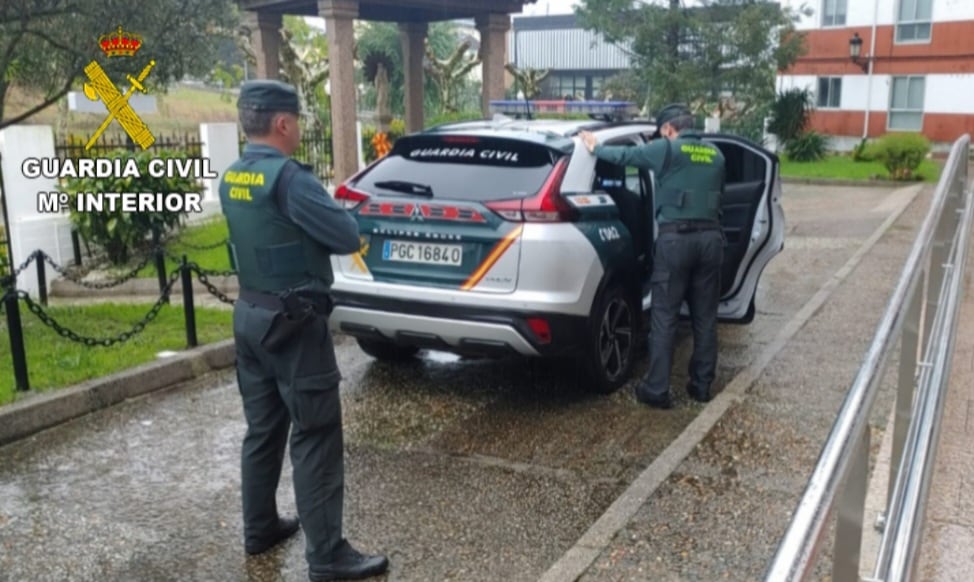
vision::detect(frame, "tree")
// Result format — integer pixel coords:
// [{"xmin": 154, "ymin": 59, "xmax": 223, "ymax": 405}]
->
[
  {"xmin": 355, "ymin": 21, "xmax": 470, "ymax": 116},
  {"xmin": 576, "ymin": 0, "xmax": 807, "ymax": 121},
  {"xmin": 505, "ymin": 64, "xmax": 549, "ymax": 99},
  {"xmin": 278, "ymin": 16, "xmax": 329, "ymax": 132},
  {"xmin": 425, "ymin": 39, "xmax": 481, "ymax": 113},
  {"xmin": 0, "ymin": 0, "xmax": 238, "ymax": 130}
]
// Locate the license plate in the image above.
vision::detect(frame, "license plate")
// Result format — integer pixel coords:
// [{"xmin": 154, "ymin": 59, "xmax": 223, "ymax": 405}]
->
[{"xmin": 382, "ymin": 240, "xmax": 463, "ymax": 266}]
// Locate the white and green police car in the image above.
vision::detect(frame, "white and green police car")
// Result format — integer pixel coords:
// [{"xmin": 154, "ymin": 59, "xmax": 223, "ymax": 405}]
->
[{"xmin": 329, "ymin": 101, "xmax": 785, "ymax": 393}]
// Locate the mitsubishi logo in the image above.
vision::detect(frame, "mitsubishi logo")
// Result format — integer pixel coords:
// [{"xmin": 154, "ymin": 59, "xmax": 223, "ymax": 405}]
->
[{"xmin": 409, "ymin": 204, "xmax": 424, "ymax": 221}]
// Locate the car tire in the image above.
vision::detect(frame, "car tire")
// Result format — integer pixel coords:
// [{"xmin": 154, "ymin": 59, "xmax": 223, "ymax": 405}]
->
[
  {"xmin": 356, "ymin": 338, "xmax": 420, "ymax": 361},
  {"xmin": 582, "ymin": 284, "xmax": 637, "ymax": 394}
]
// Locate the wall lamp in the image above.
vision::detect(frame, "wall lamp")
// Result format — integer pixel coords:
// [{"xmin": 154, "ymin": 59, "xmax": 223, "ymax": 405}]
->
[{"xmin": 849, "ymin": 32, "xmax": 871, "ymax": 73}]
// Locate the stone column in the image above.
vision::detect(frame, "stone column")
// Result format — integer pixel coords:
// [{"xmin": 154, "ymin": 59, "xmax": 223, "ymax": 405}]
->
[
  {"xmin": 399, "ymin": 21, "xmax": 428, "ymax": 134},
  {"xmin": 0, "ymin": 125, "xmax": 71, "ymax": 295},
  {"xmin": 319, "ymin": 0, "xmax": 359, "ymax": 184},
  {"xmin": 200, "ymin": 122, "xmax": 240, "ymax": 216},
  {"xmin": 476, "ymin": 13, "xmax": 511, "ymax": 118},
  {"xmin": 244, "ymin": 11, "xmax": 282, "ymax": 80}
]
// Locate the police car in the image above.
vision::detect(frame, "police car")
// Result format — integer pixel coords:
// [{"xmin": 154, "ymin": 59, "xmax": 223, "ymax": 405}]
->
[{"xmin": 329, "ymin": 101, "xmax": 785, "ymax": 393}]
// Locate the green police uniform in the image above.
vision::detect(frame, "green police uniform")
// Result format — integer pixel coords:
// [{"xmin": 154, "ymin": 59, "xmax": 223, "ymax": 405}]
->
[
  {"xmin": 221, "ymin": 80, "xmax": 386, "ymax": 580},
  {"xmin": 592, "ymin": 104, "xmax": 726, "ymax": 407}
]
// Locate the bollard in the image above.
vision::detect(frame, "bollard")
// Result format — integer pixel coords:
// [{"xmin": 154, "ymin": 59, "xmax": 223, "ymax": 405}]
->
[
  {"xmin": 181, "ymin": 256, "xmax": 197, "ymax": 348},
  {"xmin": 4, "ymin": 292, "xmax": 30, "ymax": 391},
  {"xmin": 71, "ymin": 230, "xmax": 83, "ymax": 266},
  {"xmin": 152, "ymin": 228, "xmax": 169, "ymax": 305},
  {"xmin": 35, "ymin": 252, "xmax": 47, "ymax": 306}
]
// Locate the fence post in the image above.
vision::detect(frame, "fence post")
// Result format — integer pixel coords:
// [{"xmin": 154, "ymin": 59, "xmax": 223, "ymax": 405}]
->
[
  {"xmin": 71, "ymin": 230, "xmax": 82, "ymax": 266},
  {"xmin": 4, "ymin": 291, "xmax": 30, "ymax": 392},
  {"xmin": 181, "ymin": 255, "xmax": 197, "ymax": 348},
  {"xmin": 152, "ymin": 227, "xmax": 169, "ymax": 305},
  {"xmin": 35, "ymin": 251, "xmax": 47, "ymax": 306}
]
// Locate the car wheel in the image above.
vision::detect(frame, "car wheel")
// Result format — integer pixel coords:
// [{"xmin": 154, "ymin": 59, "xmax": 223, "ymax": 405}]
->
[
  {"xmin": 356, "ymin": 338, "xmax": 420, "ymax": 361},
  {"xmin": 582, "ymin": 284, "xmax": 637, "ymax": 394}
]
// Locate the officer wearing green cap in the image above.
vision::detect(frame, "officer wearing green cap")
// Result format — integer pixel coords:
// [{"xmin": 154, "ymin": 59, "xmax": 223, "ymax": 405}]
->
[
  {"xmin": 579, "ymin": 103, "xmax": 725, "ymax": 409},
  {"xmin": 220, "ymin": 79, "xmax": 389, "ymax": 581}
]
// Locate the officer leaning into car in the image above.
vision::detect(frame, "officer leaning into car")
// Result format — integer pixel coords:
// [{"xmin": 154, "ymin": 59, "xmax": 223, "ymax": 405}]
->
[
  {"xmin": 580, "ymin": 104, "xmax": 726, "ymax": 409},
  {"xmin": 219, "ymin": 79, "xmax": 388, "ymax": 581}
]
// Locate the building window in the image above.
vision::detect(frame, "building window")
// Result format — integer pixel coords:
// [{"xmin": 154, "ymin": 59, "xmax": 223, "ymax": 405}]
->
[
  {"xmin": 817, "ymin": 77, "xmax": 842, "ymax": 108},
  {"xmin": 822, "ymin": 0, "xmax": 847, "ymax": 27},
  {"xmin": 888, "ymin": 76, "xmax": 925, "ymax": 131},
  {"xmin": 896, "ymin": 0, "xmax": 933, "ymax": 42}
]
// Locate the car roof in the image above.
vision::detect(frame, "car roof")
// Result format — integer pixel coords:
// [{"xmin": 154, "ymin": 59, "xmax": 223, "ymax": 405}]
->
[{"xmin": 419, "ymin": 117, "xmax": 658, "ymax": 153}]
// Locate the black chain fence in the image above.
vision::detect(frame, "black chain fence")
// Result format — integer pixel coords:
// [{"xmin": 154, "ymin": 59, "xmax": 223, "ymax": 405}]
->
[
  {"xmin": 15, "ymin": 268, "xmax": 182, "ymax": 347},
  {"xmin": 2, "ymin": 249, "xmax": 242, "ymax": 392}
]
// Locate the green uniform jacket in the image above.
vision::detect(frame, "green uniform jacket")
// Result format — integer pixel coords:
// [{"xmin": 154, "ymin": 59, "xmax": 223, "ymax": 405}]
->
[
  {"xmin": 593, "ymin": 131, "xmax": 725, "ymax": 224},
  {"xmin": 219, "ymin": 143, "xmax": 361, "ymax": 294}
]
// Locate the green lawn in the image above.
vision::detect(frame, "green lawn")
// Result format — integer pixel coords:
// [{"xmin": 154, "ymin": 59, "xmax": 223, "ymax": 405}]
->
[
  {"xmin": 780, "ymin": 155, "xmax": 943, "ymax": 184},
  {"xmin": 159, "ymin": 216, "xmax": 233, "ymax": 274},
  {"xmin": 0, "ymin": 302, "xmax": 233, "ymax": 404}
]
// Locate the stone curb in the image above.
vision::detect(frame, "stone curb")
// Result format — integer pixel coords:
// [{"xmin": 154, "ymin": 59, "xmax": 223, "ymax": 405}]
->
[
  {"xmin": 50, "ymin": 276, "xmax": 238, "ymax": 298},
  {"xmin": 0, "ymin": 339, "xmax": 236, "ymax": 446}
]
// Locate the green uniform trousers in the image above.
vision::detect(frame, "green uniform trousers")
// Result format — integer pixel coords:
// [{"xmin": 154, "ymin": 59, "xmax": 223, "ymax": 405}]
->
[{"xmin": 233, "ymin": 298, "xmax": 344, "ymax": 567}]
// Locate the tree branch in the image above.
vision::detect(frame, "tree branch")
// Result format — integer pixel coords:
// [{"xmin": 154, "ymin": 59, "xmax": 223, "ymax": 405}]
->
[
  {"xmin": 24, "ymin": 27, "xmax": 89, "ymax": 59},
  {"xmin": 0, "ymin": 71, "xmax": 77, "ymax": 130}
]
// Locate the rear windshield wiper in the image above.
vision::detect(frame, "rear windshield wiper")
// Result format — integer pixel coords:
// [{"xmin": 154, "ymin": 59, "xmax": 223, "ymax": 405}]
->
[{"xmin": 373, "ymin": 180, "xmax": 434, "ymax": 197}]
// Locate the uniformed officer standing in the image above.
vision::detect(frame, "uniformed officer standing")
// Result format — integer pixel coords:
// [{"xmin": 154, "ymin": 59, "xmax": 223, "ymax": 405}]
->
[
  {"xmin": 220, "ymin": 80, "xmax": 389, "ymax": 581},
  {"xmin": 580, "ymin": 104, "xmax": 726, "ymax": 409}
]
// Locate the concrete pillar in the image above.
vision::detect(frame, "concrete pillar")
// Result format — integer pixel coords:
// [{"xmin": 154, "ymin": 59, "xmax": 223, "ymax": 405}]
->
[
  {"xmin": 476, "ymin": 13, "xmax": 511, "ymax": 118},
  {"xmin": 0, "ymin": 125, "xmax": 72, "ymax": 295},
  {"xmin": 399, "ymin": 21, "xmax": 428, "ymax": 134},
  {"xmin": 244, "ymin": 11, "xmax": 282, "ymax": 80},
  {"xmin": 319, "ymin": 0, "xmax": 359, "ymax": 184},
  {"xmin": 199, "ymin": 122, "xmax": 240, "ymax": 217}
]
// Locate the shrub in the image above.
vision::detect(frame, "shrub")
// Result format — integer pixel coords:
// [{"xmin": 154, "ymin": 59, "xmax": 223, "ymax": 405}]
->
[
  {"xmin": 851, "ymin": 138, "xmax": 879, "ymax": 162},
  {"xmin": 61, "ymin": 149, "xmax": 200, "ymax": 265},
  {"xmin": 873, "ymin": 133, "xmax": 931, "ymax": 181},
  {"xmin": 785, "ymin": 130, "xmax": 829, "ymax": 162},
  {"xmin": 425, "ymin": 110, "xmax": 483, "ymax": 129},
  {"xmin": 768, "ymin": 88, "xmax": 812, "ymax": 144}
]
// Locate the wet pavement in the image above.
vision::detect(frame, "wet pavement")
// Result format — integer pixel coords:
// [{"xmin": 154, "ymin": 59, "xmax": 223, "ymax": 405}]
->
[{"xmin": 0, "ymin": 183, "xmax": 930, "ymax": 582}]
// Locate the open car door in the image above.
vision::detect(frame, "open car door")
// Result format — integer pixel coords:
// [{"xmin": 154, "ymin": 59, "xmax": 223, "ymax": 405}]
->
[
  {"xmin": 639, "ymin": 134, "xmax": 785, "ymax": 323},
  {"xmin": 706, "ymin": 134, "xmax": 784, "ymax": 322}
]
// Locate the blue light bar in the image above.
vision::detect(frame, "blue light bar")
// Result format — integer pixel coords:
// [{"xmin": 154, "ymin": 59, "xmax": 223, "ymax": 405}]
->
[{"xmin": 489, "ymin": 99, "xmax": 639, "ymax": 120}]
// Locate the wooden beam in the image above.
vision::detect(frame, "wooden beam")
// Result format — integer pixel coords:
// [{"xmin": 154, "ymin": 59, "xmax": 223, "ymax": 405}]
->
[{"xmin": 238, "ymin": 0, "xmax": 535, "ymax": 18}]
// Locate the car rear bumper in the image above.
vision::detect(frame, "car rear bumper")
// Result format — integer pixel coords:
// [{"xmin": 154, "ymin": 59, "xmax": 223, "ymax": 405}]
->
[{"xmin": 329, "ymin": 291, "xmax": 588, "ymax": 358}]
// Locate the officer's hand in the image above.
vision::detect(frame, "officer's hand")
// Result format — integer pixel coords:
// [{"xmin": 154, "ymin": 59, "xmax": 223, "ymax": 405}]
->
[{"xmin": 579, "ymin": 131, "xmax": 598, "ymax": 153}]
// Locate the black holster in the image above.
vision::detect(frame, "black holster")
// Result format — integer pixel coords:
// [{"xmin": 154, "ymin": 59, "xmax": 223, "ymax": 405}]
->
[{"xmin": 245, "ymin": 288, "xmax": 332, "ymax": 353}]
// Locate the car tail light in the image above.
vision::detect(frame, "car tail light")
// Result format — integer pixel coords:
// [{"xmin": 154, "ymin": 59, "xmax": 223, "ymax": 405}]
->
[
  {"xmin": 485, "ymin": 158, "xmax": 574, "ymax": 223},
  {"xmin": 526, "ymin": 317, "xmax": 552, "ymax": 344},
  {"xmin": 334, "ymin": 183, "xmax": 370, "ymax": 210}
]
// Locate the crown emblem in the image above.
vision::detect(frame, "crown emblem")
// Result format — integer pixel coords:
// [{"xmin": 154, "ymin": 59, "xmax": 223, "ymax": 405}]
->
[{"xmin": 98, "ymin": 25, "xmax": 143, "ymax": 58}]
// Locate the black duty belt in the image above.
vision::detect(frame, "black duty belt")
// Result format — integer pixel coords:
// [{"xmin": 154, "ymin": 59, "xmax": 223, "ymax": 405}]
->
[
  {"xmin": 239, "ymin": 287, "xmax": 334, "ymax": 316},
  {"xmin": 658, "ymin": 220, "xmax": 721, "ymax": 234}
]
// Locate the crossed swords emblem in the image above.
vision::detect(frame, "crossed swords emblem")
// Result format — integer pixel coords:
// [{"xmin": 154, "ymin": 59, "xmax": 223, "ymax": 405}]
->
[{"xmin": 82, "ymin": 59, "xmax": 156, "ymax": 151}]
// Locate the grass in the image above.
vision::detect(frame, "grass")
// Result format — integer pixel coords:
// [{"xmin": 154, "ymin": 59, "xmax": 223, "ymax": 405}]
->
[
  {"xmin": 158, "ymin": 216, "xmax": 233, "ymax": 275},
  {"xmin": 0, "ymin": 301, "xmax": 232, "ymax": 404},
  {"xmin": 4, "ymin": 83, "xmax": 238, "ymax": 134},
  {"xmin": 780, "ymin": 154, "xmax": 943, "ymax": 184}
]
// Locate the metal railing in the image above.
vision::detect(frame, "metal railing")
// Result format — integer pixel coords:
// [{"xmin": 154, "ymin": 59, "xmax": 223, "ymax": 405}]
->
[{"xmin": 764, "ymin": 133, "xmax": 973, "ymax": 582}]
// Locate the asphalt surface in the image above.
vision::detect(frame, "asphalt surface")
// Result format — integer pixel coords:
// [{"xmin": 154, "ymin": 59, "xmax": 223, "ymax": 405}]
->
[{"xmin": 0, "ymin": 182, "xmax": 929, "ymax": 582}]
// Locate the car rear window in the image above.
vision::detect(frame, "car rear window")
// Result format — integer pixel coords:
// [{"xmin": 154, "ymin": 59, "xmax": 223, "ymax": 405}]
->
[{"xmin": 355, "ymin": 134, "xmax": 563, "ymax": 202}]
